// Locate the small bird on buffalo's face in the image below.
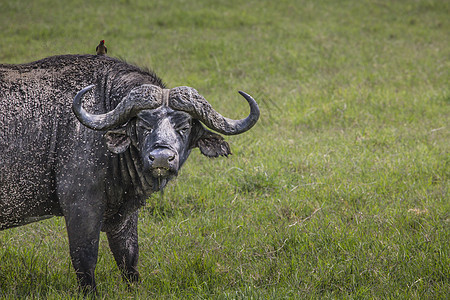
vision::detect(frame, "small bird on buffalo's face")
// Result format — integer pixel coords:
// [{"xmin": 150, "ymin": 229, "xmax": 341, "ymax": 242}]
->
[{"xmin": 96, "ymin": 40, "xmax": 107, "ymax": 55}]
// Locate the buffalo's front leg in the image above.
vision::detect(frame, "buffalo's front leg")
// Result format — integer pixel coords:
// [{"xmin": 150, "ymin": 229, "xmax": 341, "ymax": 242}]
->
[
  {"xmin": 64, "ymin": 202, "xmax": 104, "ymax": 293},
  {"xmin": 106, "ymin": 211, "xmax": 140, "ymax": 284}
]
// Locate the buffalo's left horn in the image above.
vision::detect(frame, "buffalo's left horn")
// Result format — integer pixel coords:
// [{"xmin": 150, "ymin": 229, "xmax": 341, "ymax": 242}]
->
[
  {"xmin": 72, "ymin": 84, "xmax": 163, "ymax": 131},
  {"xmin": 169, "ymin": 87, "xmax": 260, "ymax": 135}
]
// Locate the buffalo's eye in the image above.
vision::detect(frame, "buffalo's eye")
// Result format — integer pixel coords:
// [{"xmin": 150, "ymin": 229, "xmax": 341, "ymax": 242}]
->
[
  {"xmin": 139, "ymin": 124, "xmax": 153, "ymax": 135},
  {"xmin": 176, "ymin": 126, "xmax": 190, "ymax": 137},
  {"xmin": 137, "ymin": 119, "xmax": 154, "ymax": 135}
]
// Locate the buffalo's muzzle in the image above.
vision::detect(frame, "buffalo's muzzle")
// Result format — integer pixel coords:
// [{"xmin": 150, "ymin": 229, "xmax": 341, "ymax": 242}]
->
[{"xmin": 148, "ymin": 148, "xmax": 178, "ymax": 177}]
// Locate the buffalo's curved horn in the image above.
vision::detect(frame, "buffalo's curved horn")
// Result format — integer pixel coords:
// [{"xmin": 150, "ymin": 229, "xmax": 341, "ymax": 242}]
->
[
  {"xmin": 72, "ymin": 84, "xmax": 163, "ymax": 131},
  {"xmin": 169, "ymin": 87, "xmax": 260, "ymax": 135}
]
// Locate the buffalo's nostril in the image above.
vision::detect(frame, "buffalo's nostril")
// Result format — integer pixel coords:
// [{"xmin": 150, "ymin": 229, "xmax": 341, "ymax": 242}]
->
[
  {"xmin": 168, "ymin": 155, "xmax": 175, "ymax": 162},
  {"xmin": 149, "ymin": 155, "xmax": 155, "ymax": 161}
]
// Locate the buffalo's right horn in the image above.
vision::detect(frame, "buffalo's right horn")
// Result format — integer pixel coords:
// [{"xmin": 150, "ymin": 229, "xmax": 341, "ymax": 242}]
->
[
  {"xmin": 72, "ymin": 84, "xmax": 163, "ymax": 131},
  {"xmin": 168, "ymin": 87, "xmax": 260, "ymax": 135}
]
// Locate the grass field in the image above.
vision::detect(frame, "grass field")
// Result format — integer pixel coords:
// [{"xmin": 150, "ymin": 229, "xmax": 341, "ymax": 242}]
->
[{"xmin": 0, "ymin": 0, "xmax": 449, "ymax": 298}]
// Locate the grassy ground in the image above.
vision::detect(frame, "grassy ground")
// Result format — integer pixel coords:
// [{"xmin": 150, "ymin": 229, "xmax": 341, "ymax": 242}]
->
[{"xmin": 0, "ymin": 0, "xmax": 449, "ymax": 298}]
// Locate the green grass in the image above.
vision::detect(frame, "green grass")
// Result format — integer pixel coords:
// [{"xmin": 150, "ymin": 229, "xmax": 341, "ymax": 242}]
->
[{"xmin": 0, "ymin": 0, "xmax": 449, "ymax": 298}]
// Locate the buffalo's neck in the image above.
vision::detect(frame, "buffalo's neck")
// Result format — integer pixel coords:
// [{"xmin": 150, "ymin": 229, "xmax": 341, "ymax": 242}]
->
[
  {"xmin": 121, "ymin": 145, "xmax": 155, "ymax": 198},
  {"xmin": 102, "ymin": 148, "xmax": 147, "ymax": 231},
  {"xmin": 104, "ymin": 145, "xmax": 172, "ymax": 225}
]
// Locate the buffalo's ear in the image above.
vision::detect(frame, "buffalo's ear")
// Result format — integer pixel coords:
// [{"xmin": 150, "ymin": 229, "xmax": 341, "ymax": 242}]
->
[
  {"xmin": 190, "ymin": 120, "xmax": 231, "ymax": 157},
  {"xmin": 104, "ymin": 128, "xmax": 131, "ymax": 154}
]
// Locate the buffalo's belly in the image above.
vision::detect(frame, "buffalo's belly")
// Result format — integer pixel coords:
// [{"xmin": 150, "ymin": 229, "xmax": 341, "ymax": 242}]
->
[
  {"xmin": 0, "ymin": 190, "xmax": 61, "ymax": 230},
  {"xmin": 0, "ymin": 165, "xmax": 61, "ymax": 230},
  {"xmin": 1, "ymin": 215, "xmax": 55, "ymax": 230},
  {"xmin": 0, "ymin": 187, "xmax": 61, "ymax": 230}
]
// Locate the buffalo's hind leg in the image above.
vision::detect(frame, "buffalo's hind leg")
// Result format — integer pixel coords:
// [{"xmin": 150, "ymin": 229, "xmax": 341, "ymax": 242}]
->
[{"xmin": 106, "ymin": 211, "xmax": 140, "ymax": 284}]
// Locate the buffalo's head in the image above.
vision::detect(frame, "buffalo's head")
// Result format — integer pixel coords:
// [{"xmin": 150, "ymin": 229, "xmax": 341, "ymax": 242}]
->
[{"xmin": 72, "ymin": 85, "xmax": 259, "ymax": 190}]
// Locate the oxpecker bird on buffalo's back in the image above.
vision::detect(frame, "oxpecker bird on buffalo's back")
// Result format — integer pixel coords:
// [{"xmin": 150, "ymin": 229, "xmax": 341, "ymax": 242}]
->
[
  {"xmin": 0, "ymin": 54, "xmax": 259, "ymax": 294},
  {"xmin": 96, "ymin": 40, "xmax": 107, "ymax": 55}
]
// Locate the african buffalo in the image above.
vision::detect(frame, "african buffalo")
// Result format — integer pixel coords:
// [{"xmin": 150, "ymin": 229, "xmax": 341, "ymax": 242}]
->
[{"xmin": 0, "ymin": 54, "xmax": 259, "ymax": 292}]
